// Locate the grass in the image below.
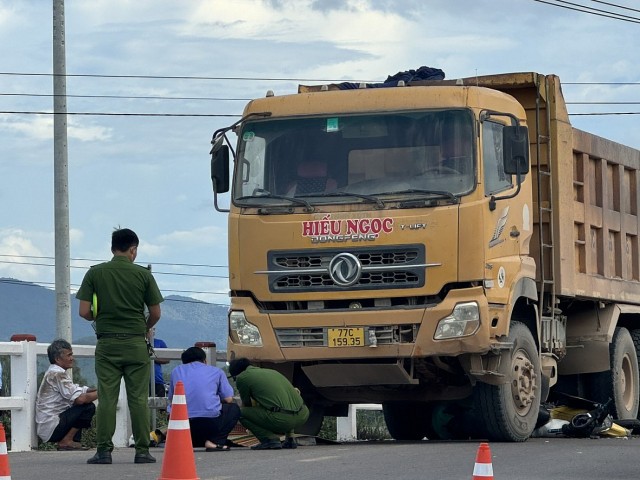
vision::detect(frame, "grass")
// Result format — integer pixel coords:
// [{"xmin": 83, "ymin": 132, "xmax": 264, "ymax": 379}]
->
[
  {"xmin": 35, "ymin": 409, "xmax": 169, "ymax": 450},
  {"xmin": 319, "ymin": 409, "xmax": 391, "ymax": 441}
]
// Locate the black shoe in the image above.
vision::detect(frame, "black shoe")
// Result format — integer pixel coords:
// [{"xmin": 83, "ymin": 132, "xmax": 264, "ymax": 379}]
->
[
  {"xmin": 87, "ymin": 451, "xmax": 112, "ymax": 464},
  {"xmin": 134, "ymin": 452, "xmax": 156, "ymax": 464},
  {"xmin": 251, "ymin": 440, "xmax": 282, "ymax": 450},
  {"xmin": 281, "ymin": 437, "xmax": 297, "ymax": 449}
]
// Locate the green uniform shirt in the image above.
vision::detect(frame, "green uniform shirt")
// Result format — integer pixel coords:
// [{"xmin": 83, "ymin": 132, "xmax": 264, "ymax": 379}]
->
[
  {"xmin": 76, "ymin": 255, "xmax": 164, "ymax": 335},
  {"xmin": 236, "ymin": 366, "xmax": 303, "ymax": 412}
]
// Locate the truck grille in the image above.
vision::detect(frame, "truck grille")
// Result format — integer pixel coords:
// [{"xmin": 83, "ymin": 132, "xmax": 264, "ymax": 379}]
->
[
  {"xmin": 275, "ymin": 324, "xmax": 419, "ymax": 347},
  {"xmin": 264, "ymin": 245, "xmax": 425, "ymax": 292}
]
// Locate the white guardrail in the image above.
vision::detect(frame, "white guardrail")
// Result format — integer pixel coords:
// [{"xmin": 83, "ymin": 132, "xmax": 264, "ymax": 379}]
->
[
  {"xmin": 0, "ymin": 338, "xmax": 376, "ymax": 451},
  {"xmin": 336, "ymin": 404, "xmax": 383, "ymax": 441},
  {"xmin": 0, "ymin": 338, "xmax": 214, "ymax": 452}
]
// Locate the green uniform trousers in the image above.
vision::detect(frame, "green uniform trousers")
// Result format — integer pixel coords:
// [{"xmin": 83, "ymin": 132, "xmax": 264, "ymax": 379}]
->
[
  {"xmin": 240, "ymin": 404, "xmax": 309, "ymax": 442},
  {"xmin": 95, "ymin": 337, "xmax": 151, "ymax": 454}
]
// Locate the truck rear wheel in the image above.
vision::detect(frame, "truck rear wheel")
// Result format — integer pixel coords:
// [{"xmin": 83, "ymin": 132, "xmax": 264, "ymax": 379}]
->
[
  {"xmin": 632, "ymin": 329, "xmax": 640, "ymax": 421},
  {"xmin": 587, "ymin": 327, "xmax": 639, "ymax": 419},
  {"xmin": 471, "ymin": 321, "xmax": 541, "ymax": 441},
  {"xmin": 382, "ymin": 402, "xmax": 434, "ymax": 440}
]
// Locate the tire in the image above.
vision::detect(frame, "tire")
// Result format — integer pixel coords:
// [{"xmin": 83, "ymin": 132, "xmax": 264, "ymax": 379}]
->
[
  {"xmin": 382, "ymin": 402, "xmax": 433, "ymax": 441},
  {"xmin": 471, "ymin": 321, "xmax": 541, "ymax": 441},
  {"xmin": 295, "ymin": 403, "xmax": 325, "ymax": 436},
  {"xmin": 587, "ymin": 327, "xmax": 639, "ymax": 420},
  {"xmin": 632, "ymin": 329, "xmax": 640, "ymax": 421}
]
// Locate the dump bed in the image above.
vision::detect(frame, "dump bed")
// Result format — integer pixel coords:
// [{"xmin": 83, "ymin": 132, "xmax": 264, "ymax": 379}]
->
[{"xmin": 458, "ymin": 72, "xmax": 640, "ymax": 304}]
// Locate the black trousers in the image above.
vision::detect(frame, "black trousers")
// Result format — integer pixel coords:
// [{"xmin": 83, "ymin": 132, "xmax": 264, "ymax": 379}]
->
[
  {"xmin": 189, "ymin": 403, "xmax": 241, "ymax": 447},
  {"xmin": 49, "ymin": 403, "xmax": 96, "ymax": 443},
  {"xmin": 154, "ymin": 383, "xmax": 166, "ymax": 397}
]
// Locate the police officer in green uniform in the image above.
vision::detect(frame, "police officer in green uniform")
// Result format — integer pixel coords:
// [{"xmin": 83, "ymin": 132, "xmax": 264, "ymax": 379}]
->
[
  {"xmin": 77, "ymin": 228, "xmax": 164, "ymax": 465},
  {"xmin": 228, "ymin": 358, "xmax": 309, "ymax": 450}
]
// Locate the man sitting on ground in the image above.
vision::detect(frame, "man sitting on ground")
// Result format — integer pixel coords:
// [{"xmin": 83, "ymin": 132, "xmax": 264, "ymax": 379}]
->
[
  {"xmin": 168, "ymin": 346, "xmax": 240, "ymax": 451},
  {"xmin": 35, "ymin": 339, "xmax": 97, "ymax": 450}
]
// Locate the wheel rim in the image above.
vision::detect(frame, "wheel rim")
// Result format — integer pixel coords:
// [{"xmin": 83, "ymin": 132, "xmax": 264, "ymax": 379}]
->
[
  {"xmin": 510, "ymin": 348, "xmax": 538, "ymax": 416},
  {"xmin": 621, "ymin": 352, "xmax": 635, "ymax": 412}
]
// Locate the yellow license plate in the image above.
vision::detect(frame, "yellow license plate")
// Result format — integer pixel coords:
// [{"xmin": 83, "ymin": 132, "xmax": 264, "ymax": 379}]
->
[{"xmin": 327, "ymin": 327, "xmax": 365, "ymax": 347}]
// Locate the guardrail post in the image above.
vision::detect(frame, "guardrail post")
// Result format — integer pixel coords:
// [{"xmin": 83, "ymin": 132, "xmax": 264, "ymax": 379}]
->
[
  {"xmin": 195, "ymin": 342, "xmax": 217, "ymax": 366},
  {"xmin": 113, "ymin": 379, "xmax": 131, "ymax": 447},
  {"xmin": 336, "ymin": 404, "xmax": 358, "ymax": 441},
  {"xmin": 10, "ymin": 339, "xmax": 38, "ymax": 451},
  {"xmin": 336, "ymin": 404, "xmax": 383, "ymax": 442}
]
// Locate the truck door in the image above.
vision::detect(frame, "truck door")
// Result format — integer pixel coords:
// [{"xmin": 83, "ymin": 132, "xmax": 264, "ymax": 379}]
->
[{"xmin": 481, "ymin": 120, "xmax": 527, "ymax": 302}]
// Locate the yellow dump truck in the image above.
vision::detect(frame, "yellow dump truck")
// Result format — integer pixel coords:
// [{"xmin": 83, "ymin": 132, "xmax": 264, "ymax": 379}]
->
[{"xmin": 210, "ymin": 72, "xmax": 640, "ymax": 441}]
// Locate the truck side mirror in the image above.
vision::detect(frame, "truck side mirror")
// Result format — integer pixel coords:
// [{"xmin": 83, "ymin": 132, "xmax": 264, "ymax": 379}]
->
[
  {"xmin": 503, "ymin": 126, "xmax": 529, "ymax": 175},
  {"xmin": 211, "ymin": 145, "xmax": 230, "ymax": 193}
]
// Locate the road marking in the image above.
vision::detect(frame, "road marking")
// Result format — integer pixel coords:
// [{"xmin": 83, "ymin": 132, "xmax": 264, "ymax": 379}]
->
[{"xmin": 298, "ymin": 455, "xmax": 340, "ymax": 462}]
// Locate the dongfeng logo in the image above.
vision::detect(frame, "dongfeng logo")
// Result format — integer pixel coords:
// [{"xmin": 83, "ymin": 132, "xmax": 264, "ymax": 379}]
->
[{"xmin": 329, "ymin": 253, "xmax": 362, "ymax": 286}]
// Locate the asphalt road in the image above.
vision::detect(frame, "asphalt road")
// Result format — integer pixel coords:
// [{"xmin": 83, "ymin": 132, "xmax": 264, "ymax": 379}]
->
[{"xmin": 7, "ymin": 437, "xmax": 640, "ymax": 480}]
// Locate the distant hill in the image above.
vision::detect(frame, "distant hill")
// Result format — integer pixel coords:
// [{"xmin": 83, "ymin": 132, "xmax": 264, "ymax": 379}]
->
[{"xmin": 0, "ymin": 278, "xmax": 229, "ymax": 351}]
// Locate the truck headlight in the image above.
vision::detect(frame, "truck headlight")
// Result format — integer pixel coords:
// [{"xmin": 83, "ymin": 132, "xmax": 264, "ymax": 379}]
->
[
  {"xmin": 434, "ymin": 302, "xmax": 480, "ymax": 340},
  {"xmin": 229, "ymin": 310, "xmax": 263, "ymax": 346}
]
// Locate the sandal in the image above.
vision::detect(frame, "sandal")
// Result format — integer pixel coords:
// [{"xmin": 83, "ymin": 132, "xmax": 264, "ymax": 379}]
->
[
  {"xmin": 205, "ymin": 444, "xmax": 230, "ymax": 452},
  {"xmin": 57, "ymin": 444, "xmax": 89, "ymax": 451}
]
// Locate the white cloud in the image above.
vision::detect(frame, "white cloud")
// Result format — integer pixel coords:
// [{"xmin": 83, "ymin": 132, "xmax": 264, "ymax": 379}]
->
[
  {"xmin": 156, "ymin": 226, "xmax": 226, "ymax": 249},
  {"xmin": 69, "ymin": 228, "xmax": 84, "ymax": 246},
  {"xmin": 0, "ymin": 229, "xmax": 52, "ymax": 283},
  {"xmin": 0, "ymin": 115, "xmax": 111, "ymax": 142},
  {"xmin": 69, "ymin": 120, "xmax": 112, "ymax": 142}
]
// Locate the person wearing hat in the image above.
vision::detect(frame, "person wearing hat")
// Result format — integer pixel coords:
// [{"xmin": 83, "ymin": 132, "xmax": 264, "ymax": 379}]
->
[{"xmin": 228, "ymin": 358, "xmax": 309, "ymax": 450}]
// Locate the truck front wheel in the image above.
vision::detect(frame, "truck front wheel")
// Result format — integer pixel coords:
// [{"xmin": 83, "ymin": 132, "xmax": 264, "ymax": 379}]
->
[
  {"xmin": 471, "ymin": 321, "xmax": 541, "ymax": 441},
  {"xmin": 382, "ymin": 402, "xmax": 435, "ymax": 440},
  {"xmin": 295, "ymin": 403, "xmax": 325, "ymax": 436}
]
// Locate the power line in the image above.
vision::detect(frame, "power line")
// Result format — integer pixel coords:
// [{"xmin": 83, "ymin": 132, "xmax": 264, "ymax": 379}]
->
[
  {"xmin": 0, "ymin": 110, "xmax": 239, "ymax": 118},
  {"xmin": 4, "ymin": 92, "xmax": 640, "ymax": 105},
  {"xmin": 592, "ymin": 0, "xmax": 640, "ymax": 14},
  {"xmin": 566, "ymin": 102, "xmax": 640, "ymax": 104},
  {"xmin": 0, "ymin": 259, "xmax": 229, "ymax": 279},
  {"xmin": 0, "ymin": 254, "xmax": 227, "ymax": 269},
  {"xmin": 1, "ymin": 109, "xmax": 638, "ymax": 118},
  {"xmin": 0, "ymin": 278, "xmax": 230, "ymax": 304},
  {"xmin": 0, "ymin": 71, "xmax": 366, "ymax": 83},
  {"xmin": 532, "ymin": 0, "xmax": 640, "ymax": 23},
  {"xmin": 1, "ymin": 71, "xmax": 639, "ymax": 86},
  {"xmin": 0, "ymin": 92, "xmax": 252, "ymax": 102},
  {"xmin": 570, "ymin": 112, "xmax": 640, "ymax": 115},
  {"xmin": 563, "ymin": 82, "xmax": 640, "ymax": 85}
]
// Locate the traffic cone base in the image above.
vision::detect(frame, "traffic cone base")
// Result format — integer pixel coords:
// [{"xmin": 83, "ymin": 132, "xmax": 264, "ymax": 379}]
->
[
  {"xmin": 158, "ymin": 382, "xmax": 199, "ymax": 480},
  {"xmin": 472, "ymin": 442, "xmax": 494, "ymax": 480},
  {"xmin": 0, "ymin": 423, "xmax": 11, "ymax": 480}
]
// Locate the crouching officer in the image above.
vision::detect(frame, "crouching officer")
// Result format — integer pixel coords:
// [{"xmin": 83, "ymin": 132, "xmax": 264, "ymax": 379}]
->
[{"xmin": 228, "ymin": 358, "xmax": 309, "ymax": 450}]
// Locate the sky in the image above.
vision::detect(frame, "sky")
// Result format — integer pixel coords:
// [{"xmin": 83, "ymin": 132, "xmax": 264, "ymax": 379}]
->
[{"xmin": 0, "ymin": 0, "xmax": 638, "ymax": 306}]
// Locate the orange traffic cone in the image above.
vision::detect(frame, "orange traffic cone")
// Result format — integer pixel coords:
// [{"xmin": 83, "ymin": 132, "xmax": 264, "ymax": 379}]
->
[
  {"xmin": 472, "ymin": 442, "xmax": 494, "ymax": 480},
  {"xmin": 158, "ymin": 381, "xmax": 199, "ymax": 480},
  {"xmin": 0, "ymin": 423, "xmax": 11, "ymax": 480}
]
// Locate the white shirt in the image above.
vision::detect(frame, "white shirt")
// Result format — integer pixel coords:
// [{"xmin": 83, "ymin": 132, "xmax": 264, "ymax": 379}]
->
[
  {"xmin": 35, "ymin": 364, "xmax": 88, "ymax": 442},
  {"xmin": 0, "ymin": 361, "xmax": 3, "ymax": 390}
]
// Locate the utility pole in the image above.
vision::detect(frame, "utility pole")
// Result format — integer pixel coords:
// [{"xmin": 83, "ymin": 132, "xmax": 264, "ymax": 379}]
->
[{"xmin": 53, "ymin": 0, "xmax": 72, "ymax": 341}]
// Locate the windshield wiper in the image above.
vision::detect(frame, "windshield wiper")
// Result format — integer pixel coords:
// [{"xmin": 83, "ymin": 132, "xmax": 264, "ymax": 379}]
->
[
  {"xmin": 311, "ymin": 191, "xmax": 386, "ymax": 209},
  {"xmin": 388, "ymin": 189, "xmax": 459, "ymax": 203},
  {"xmin": 237, "ymin": 192, "xmax": 315, "ymax": 212}
]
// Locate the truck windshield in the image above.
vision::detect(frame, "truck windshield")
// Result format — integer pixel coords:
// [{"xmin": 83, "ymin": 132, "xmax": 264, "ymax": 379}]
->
[{"xmin": 233, "ymin": 109, "xmax": 475, "ymax": 206}]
